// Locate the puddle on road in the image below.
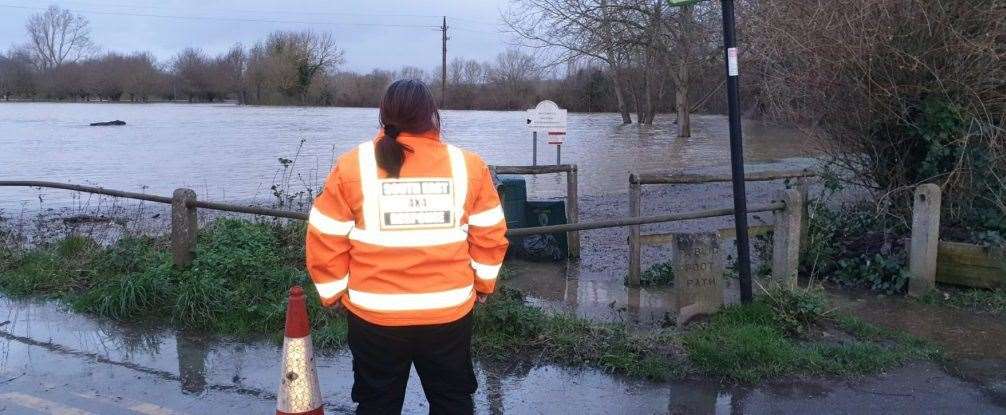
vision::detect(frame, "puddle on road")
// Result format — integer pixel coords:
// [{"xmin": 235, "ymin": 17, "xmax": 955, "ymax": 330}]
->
[{"xmin": 0, "ymin": 296, "xmax": 697, "ymax": 413}]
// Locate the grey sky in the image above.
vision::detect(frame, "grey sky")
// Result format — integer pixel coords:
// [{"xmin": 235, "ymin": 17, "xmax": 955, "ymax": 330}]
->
[{"xmin": 0, "ymin": 0, "xmax": 511, "ymax": 72}]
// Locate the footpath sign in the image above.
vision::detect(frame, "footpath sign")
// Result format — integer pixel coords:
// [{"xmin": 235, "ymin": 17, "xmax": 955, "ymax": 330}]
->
[{"xmin": 526, "ymin": 100, "xmax": 568, "ymax": 165}]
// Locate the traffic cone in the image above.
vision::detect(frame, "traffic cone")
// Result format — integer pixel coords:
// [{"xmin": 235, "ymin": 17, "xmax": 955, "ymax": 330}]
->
[{"xmin": 276, "ymin": 286, "xmax": 324, "ymax": 415}]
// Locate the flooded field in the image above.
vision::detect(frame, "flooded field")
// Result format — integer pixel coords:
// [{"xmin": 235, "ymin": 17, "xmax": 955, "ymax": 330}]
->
[{"xmin": 0, "ymin": 102, "xmax": 815, "ymax": 210}]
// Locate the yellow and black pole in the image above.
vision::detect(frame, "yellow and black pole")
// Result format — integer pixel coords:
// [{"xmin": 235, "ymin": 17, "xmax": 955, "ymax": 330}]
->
[{"xmin": 669, "ymin": 0, "xmax": 753, "ymax": 303}]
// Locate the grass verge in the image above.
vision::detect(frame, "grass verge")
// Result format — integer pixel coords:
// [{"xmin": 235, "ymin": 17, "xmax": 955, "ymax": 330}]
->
[
  {"xmin": 682, "ymin": 297, "xmax": 939, "ymax": 383},
  {"xmin": 920, "ymin": 288, "xmax": 1006, "ymax": 318},
  {"xmin": 0, "ymin": 218, "xmax": 938, "ymax": 383}
]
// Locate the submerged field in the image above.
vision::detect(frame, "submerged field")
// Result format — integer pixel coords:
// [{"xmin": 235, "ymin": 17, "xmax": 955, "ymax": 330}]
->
[{"xmin": 0, "ymin": 217, "xmax": 939, "ymax": 383}]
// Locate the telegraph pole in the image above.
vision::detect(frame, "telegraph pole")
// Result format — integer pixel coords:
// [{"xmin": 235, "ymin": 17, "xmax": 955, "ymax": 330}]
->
[{"xmin": 441, "ymin": 16, "xmax": 448, "ymax": 108}]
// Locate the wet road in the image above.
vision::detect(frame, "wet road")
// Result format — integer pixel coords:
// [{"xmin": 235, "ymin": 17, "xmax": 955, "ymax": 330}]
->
[{"xmin": 3, "ymin": 296, "xmax": 1005, "ymax": 414}]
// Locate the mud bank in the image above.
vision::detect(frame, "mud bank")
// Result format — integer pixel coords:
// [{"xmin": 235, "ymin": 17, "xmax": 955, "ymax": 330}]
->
[{"xmin": 2, "ymin": 294, "xmax": 1004, "ymax": 414}]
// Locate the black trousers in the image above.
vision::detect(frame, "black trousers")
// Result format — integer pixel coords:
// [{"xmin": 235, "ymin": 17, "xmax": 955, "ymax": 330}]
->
[{"xmin": 347, "ymin": 311, "xmax": 477, "ymax": 415}]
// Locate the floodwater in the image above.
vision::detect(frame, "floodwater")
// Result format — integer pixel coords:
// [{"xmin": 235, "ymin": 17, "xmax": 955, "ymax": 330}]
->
[
  {"xmin": 0, "ymin": 102, "xmax": 814, "ymax": 210},
  {"xmin": 3, "ymin": 295, "xmax": 1004, "ymax": 414},
  {"xmin": 1, "ymin": 102, "xmax": 820, "ymax": 325}
]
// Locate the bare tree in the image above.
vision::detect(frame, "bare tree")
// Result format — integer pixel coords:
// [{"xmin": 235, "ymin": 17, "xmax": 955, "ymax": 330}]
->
[
  {"xmin": 25, "ymin": 6, "xmax": 96, "ymax": 70},
  {"xmin": 121, "ymin": 52, "xmax": 164, "ymax": 102},
  {"xmin": 0, "ymin": 46, "xmax": 37, "ymax": 99},
  {"xmin": 215, "ymin": 44, "xmax": 246, "ymax": 102},
  {"xmin": 259, "ymin": 31, "xmax": 344, "ymax": 104},
  {"xmin": 505, "ymin": 0, "xmax": 636, "ymax": 123},
  {"xmin": 489, "ymin": 49, "xmax": 542, "ymax": 109},
  {"xmin": 172, "ymin": 48, "xmax": 214, "ymax": 102},
  {"xmin": 747, "ymin": 0, "xmax": 1005, "ymax": 226}
]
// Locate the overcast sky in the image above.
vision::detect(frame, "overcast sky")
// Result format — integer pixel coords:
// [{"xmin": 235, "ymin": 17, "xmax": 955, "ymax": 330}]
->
[{"xmin": 0, "ymin": 0, "xmax": 512, "ymax": 72}]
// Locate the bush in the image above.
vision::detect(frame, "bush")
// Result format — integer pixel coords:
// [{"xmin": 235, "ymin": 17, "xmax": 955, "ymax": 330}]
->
[
  {"xmin": 760, "ymin": 286, "xmax": 829, "ymax": 336},
  {"xmin": 801, "ymin": 187, "xmax": 911, "ymax": 294},
  {"xmin": 624, "ymin": 261, "xmax": 675, "ymax": 287},
  {"xmin": 748, "ymin": 0, "xmax": 1005, "ymax": 242}
]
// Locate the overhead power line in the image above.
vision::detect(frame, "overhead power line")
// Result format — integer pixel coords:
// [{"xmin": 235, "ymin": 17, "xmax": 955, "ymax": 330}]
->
[
  {"xmin": 0, "ymin": 1, "xmax": 500, "ymax": 27},
  {"xmin": 71, "ymin": 0, "xmax": 500, "ymax": 25},
  {"xmin": 0, "ymin": 3, "xmax": 443, "ymax": 29}
]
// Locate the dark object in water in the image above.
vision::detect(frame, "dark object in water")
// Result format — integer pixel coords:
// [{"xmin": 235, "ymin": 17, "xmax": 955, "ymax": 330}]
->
[
  {"xmin": 516, "ymin": 201, "xmax": 569, "ymax": 261},
  {"xmin": 90, "ymin": 120, "xmax": 126, "ymax": 126},
  {"xmin": 61, "ymin": 214, "xmax": 112, "ymax": 225}
]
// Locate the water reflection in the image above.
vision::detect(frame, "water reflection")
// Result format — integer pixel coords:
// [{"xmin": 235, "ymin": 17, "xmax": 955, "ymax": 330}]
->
[
  {"xmin": 176, "ymin": 332, "xmax": 210, "ymax": 394},
  {"xmin": 667, "ymin": 381, "xmax": 721, "ymax": 414}
]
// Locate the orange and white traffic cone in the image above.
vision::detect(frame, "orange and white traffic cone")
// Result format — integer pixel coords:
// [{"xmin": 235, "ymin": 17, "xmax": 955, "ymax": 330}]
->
[{"xmin": 276, "ymin": 286, "xmax": 324, "ymax": 415}]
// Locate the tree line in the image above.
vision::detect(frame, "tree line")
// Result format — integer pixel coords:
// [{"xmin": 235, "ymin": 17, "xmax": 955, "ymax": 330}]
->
[{"xmin": 0, "ymin": 5, "xmax": 677, "ymax": 115}]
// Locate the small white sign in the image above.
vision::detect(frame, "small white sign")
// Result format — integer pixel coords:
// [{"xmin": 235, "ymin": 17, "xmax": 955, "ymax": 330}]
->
[
  {"xmin": 546, "ymin": 128, "xmax": 566, "ymax": 145},
  {"xmin": 727, "ymin": 47, "xmax": 739, "ymax": 77},
  {"xmin": 527, "ymin": 100, "xmax": 567, "ymax": 130}
]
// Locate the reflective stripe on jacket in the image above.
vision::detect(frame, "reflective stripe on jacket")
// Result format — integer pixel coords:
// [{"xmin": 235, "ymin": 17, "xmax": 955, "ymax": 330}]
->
[{"xmin": 305, "ymin": 131, "xmax": 509, "ymax": 326}]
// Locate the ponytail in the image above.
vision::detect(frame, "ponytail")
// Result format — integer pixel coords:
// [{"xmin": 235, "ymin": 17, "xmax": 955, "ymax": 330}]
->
[
  {"xmin": 376, "ymin": 124, "xmax": 409, "ymax": 178},
  {"xmin": 375, "ymin": 79, "xmax": 440, "ymax": 178}
]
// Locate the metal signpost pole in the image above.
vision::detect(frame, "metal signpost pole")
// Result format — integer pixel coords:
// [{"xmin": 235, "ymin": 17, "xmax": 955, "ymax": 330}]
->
[
  {"xmin": 533, "ymin": 131, "xmax": 538, "ymax": 166},
  {"xmin": 666, "ymin": 0, "xmax": 753, "ymax": 303},
  {"xmin": 719, "ymin": 0, "xmax": 753, "ymax": 303}
]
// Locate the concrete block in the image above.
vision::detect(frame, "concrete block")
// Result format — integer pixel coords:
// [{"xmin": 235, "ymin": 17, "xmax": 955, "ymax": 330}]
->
[
  {"xmin": 672, "ymin": 232, "xmax": 725, "ymax": 325},
  {"xmin": 772, "ymin": 189, "xmax": 803, "ymax": 289}
]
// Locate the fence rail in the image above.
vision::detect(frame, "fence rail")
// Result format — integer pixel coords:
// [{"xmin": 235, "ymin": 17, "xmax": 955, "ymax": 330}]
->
[
  {"xmin": 0, "ymin": 180, "xmax": 309, "ymax": 220},
  {"xmin": 2, "ymin": 177, "xmax": 782, "ymax": 266},
  {"xmin": 492, "ymin": 165, "xmax": 576, "ymax": 175},
  {"xmin": 632, "ymin": 169, "xmax": 816, "ymax": 185}
]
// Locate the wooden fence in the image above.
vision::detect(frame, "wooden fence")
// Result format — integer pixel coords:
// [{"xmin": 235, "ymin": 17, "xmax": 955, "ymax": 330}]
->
[
  {"xmin": 2, "ymin": 172, "xmax": 792, "ymax": 273},
  {"xmin": 626, "ymin": 169, "xmax": 815, "ymax": 287},
  {"xmin": 3, "ymin": 168, "xmax": 814, "ymax": 284}
]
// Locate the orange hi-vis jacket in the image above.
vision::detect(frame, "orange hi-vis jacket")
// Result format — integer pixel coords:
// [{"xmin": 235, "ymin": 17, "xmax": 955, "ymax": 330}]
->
[{"xmin": 305, "ymin": 131, "xmax": 509, "ymax": 326}]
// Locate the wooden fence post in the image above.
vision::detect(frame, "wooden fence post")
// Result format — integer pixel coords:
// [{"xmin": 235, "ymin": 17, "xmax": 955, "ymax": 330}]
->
[
  {"xmin": 772, "ymin": 188, "xmax": 803, "ymax": 289},
  {"xmin": 909, "ymin": 184, "xmax": 941, "ymax": 297},
  {"xmin": 796, "ymin": 176, "xmax": 810, "ymax": 249},
  {"xmin": 566, "ymin": 165, "xmax": 581, "ymax": 258},
  {"xmin": 628, "ymin": 174, "xmax": 642, "ymax": 287},
  {"xmin": 171, "ymin": 188, "xmax": 198, "ymax": 268}
]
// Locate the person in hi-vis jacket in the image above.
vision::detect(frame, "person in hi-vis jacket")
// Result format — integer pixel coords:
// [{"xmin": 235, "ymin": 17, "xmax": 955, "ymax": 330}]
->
[{"xmin": 306, "ymin": 79, "xmax": 509, "ymax": 414}]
